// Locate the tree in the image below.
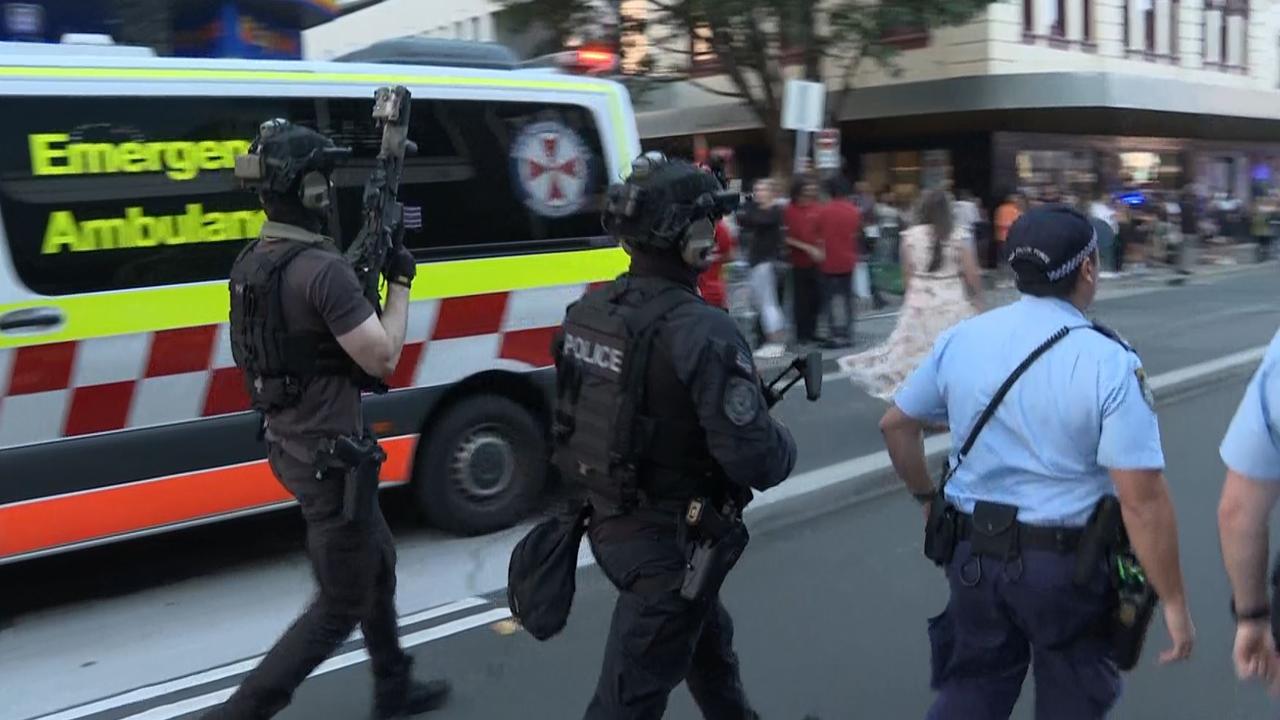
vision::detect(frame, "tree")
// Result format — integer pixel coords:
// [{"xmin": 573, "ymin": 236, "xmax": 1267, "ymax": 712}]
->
[
  {"xmin": 500, "ymin": 0, "xmax": 997, "ymax": 175},
  {"xmin": 496, "ymin": 0, "xmax": 621, "ymax": 58}
]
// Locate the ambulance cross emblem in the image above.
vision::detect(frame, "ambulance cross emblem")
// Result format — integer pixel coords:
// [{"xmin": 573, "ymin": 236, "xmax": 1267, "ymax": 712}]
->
[{"xmin": 511, "ymin": 121, "xmax": 590, "ymax": 218}]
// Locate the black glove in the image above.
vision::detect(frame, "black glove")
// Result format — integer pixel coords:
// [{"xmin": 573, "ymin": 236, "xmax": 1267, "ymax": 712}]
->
[{"xmin": 384, "ymin": 247, "xmax": 416, "ymax": 288}]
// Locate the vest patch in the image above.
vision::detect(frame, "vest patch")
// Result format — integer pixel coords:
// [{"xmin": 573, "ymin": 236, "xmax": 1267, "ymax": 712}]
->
[{"xmin": 562, "ymin": 331, "xmax": 624, "ymax": 375}]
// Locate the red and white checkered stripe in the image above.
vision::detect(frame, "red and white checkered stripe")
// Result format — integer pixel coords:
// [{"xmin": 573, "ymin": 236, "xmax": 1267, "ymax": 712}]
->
[{"xmin": 0, "ymin": 284, "xmax": 588, "ymax": 449}]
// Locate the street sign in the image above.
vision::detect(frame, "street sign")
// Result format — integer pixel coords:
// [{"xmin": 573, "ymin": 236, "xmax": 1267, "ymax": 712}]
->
[
  {"xmin": 815, "ymin": 128, "xmax": 841, "ymax": 170},
  {"xmin": 781, "ymin": 79, "xmax": 826, "ymax": 132}
]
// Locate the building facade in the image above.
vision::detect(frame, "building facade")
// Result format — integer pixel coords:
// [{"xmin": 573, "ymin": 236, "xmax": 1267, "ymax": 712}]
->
[
  {"xmin": 2, "ymin": 0, "xmax": 338, "ymax": 58},
  {"xmin": 307, "ymin": 0, "xmax": 1280, "ymax": 204},
  {"xmin": 636, "ymin": 0, "xmax": 1280, "ymax": 205},
  {"xmin": 306, "ymin": 0, "xmax": 514, "ymax": 60}
]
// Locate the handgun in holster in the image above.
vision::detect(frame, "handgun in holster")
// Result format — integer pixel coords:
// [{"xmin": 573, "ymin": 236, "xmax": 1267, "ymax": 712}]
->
[
  {"xmin": 331, "ymin": 433, "xmax": 387, "ymax": 525},
  {"xmin": 1075, "ymin": 495, "xmax": 1157, "ymax": 672},
  {"xmin": 679, "ymin": 497, "xmax": 749, "ymax": 602}
]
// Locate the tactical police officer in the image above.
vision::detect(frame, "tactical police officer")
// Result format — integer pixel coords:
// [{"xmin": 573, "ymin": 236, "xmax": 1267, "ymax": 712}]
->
[
  {"xmin": 204, "ymin": 121, "xmax": 447, "ymax": 719},
  {"xmin": 1217, "ymin": 326, "xmax": 1280, "ymax": 691},
  {"xmin": 553, "ymin": 153, "xmax": 797, "ymax": 720},
  {"xmin": 880, "ymin": 205, "xmax": 1195, "ymax": 719}
]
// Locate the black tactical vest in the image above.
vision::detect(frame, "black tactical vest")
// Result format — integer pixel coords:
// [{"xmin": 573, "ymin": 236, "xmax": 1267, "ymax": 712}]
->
[
  {"xmin": 228, "ymin": 238, "xmax": 357, "ymax": 414},
  {"xmin": 552, "ymin": 278, "xmax": 707, "ymax": 512}
]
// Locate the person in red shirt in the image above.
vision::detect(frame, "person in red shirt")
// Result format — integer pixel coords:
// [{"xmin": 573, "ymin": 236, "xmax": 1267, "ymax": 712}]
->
[
  {"xmin": 816, "ymin": 177, "xmax": 861, "ymax": 348},
  {"xmin": 784, "ymin": 178, "xmax": 824, "ymax": 345},
  {"xmin": 697, "ymin": 219, "xmax": 736, "ymax": 309}
]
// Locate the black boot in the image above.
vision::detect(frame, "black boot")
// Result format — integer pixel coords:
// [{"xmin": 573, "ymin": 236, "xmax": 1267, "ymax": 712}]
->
[{"xmin": 373, "ymin": 678, "xmax": 451, "ymax": 719}]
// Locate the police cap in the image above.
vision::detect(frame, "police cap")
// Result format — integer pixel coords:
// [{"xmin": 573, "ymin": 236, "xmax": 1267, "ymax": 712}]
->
[
  {"xmin": 1006, "ymin": 205, "xmax": 1099, "ymax": 291},
  {"xmin": 236, "ymin": 120, "xmax": 352, "ymax": 195}
]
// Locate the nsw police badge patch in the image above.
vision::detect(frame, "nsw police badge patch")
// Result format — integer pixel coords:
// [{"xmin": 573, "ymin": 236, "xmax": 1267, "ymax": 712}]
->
[
  {"xmin": 1135, "ymin": 367, "xmax": 1155, "ymax": 409},
  {"xmin": 724, "ymin": 378, "xmax": 759, "ymax": 427}
]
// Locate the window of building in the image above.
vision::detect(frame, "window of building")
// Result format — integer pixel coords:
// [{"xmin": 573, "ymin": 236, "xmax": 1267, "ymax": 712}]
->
[
  {"xmin": 1143, "ymin": 0, "xmax": 1155, "ymax": 53},
  {"xmin": 1027, "ymin": 0, "xmax": 1093, "ymax": 48},
  {"xmin": 1206, "ymin": 0, "xmax": 1250, "ymax": 71},
  {"xmin": 471, "ymin": 17, "xmax": 481, "ymax": 41},
  {"xmin": 1052, "ymin": 0, "xmax": 1066, "ymax": 38},
  {"xmin": 1171, "ymin": 0, "xmax": 1179, "ymax": 60},
  {"xmin": 1, "ymin": 96, "xmax": 610, "ymax": 296},
  {"xmin": 880, "ymin": 20, "xmax": 930, "ymax": 50}
]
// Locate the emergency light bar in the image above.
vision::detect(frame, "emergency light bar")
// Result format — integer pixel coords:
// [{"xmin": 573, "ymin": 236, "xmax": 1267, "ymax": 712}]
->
[{"xmin": 522, "ymin": 47, "xmax": 619, "ymax": 76}]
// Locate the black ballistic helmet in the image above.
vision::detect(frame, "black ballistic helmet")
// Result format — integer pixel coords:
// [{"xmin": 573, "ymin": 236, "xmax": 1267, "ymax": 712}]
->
[
  {"xmin": 603, "ymin": 152, "xmax": 740, "ymax": 254},
  {"xmin": 235, "ymin": 119, "xmax": 353, "ymax": 196}
]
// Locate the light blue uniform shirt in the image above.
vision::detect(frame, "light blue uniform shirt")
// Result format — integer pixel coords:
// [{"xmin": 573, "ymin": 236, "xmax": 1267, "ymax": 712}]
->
[
  {"xmin": 1219, "ymin": 329, "xmax": 1280, "ymax": 481},
  {"xmin": 895, "ymin": 295, "xmax": 1165, "ymax": 527}
]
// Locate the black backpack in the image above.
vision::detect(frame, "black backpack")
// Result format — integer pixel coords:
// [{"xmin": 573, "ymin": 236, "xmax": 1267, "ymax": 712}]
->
[{"xmin": 507, "ymin": 502, "xmax": 592, "ymax": 641}]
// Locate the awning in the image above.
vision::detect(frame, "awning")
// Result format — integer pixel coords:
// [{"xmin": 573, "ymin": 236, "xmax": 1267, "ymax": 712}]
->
[{"xmin": 636, "ymin": 71, "xmax": 1280, "ymax": 140}]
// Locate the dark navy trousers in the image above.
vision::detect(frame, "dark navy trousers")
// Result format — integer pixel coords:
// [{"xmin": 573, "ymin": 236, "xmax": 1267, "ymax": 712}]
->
[{"xmin": 927, "ymin": 541, "xmax": 1121, "ymax": 720}]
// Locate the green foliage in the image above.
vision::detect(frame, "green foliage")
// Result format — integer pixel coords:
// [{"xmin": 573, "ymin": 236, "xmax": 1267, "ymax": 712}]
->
[{"xmin": 501, "ymin": 0, "xmax": 996, "ymax": 171}]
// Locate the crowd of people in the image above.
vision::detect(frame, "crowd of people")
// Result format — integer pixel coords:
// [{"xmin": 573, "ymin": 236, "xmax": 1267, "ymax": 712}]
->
[{"xmin": 988, "ymin": 184, "xmax": 1280, "ymax": 277}]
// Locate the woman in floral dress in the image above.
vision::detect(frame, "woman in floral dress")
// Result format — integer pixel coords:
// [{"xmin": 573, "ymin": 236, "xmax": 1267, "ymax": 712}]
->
[{"xmin": 838, "ymin": 189, "xmax": 985, "ymax": 400}]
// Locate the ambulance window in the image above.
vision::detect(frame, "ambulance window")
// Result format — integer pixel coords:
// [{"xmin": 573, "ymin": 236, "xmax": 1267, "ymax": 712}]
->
[
  {"xmin": 322, "ymin": 97, "xmax": 610, "ymax": 259},
  {"xmin": 0, "ymin": 95, "xmax": 317, "ymax": 296}
]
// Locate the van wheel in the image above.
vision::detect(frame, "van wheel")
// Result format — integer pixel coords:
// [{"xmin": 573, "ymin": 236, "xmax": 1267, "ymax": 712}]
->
[{"xmin": 415, "ymin": 395, "xmax": 547, "ymax": 535}]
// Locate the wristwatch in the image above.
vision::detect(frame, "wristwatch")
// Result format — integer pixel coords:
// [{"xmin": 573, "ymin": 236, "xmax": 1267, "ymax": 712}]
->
[
  {"xmin": 1230, "ymin": 597, "xmax": 1270, "ymax": 623},
  {"xmin": 912, "ymin": 490, "xmax": 938, "ymax": 507}
]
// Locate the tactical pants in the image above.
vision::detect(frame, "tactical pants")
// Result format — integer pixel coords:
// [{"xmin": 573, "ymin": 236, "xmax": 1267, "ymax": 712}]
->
[
  {"xmin": 584, "ymin": 520, "xmax": 758, "ymax": 720},
  {"xmin": 822, "ymin": 272, "xmax": 854, "ymax": 344},
  {"xmin": 927, "ymin": 541, "xmax": 1120, "ymax": 720},
  {"xmin": 207, "ymin": 443, "xmax": 411, "ymax": 720},
  {"xmin": 791, "ymin": 265, "xmax": 822, "ymax": 344}
]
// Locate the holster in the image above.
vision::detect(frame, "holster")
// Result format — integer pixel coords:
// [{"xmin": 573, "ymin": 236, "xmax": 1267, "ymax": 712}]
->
[
  {"xmin": 1076, "ymin": 497, "xmax": 1156, "ymax": 672},
  {"xmin": 1110, "ymin": 548, "xmax": 1157, "ymax": 672},
  {"xmin": 1074, "ymin": 495, "xmax": 1123, "ymax": 587},
  {"xmin": 924, "ymin": 500, "xmax": 959, "ymax": 567},
  {"xmin": 679, "ymin": 498, "xmax": 749, "ymax": 602},
  {"xmin": 327, "ymin": 432, "xmax": 387, "ymax": 525}
]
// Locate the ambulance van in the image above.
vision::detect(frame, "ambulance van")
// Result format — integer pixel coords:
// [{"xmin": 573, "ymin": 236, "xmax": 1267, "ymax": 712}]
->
[{"xmin": 0, "ymin": 39, "xmax": 639, "ymax": 563}]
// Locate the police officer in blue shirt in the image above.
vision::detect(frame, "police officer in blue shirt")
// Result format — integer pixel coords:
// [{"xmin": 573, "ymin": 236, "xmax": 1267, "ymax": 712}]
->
[
  {"xmin": 1218, "ymin": 328, "xmax": 1280, "ymax": 691},
  {"xmin": 880, "ymin": 205, "xmax": 1195, "ymax": 719}
]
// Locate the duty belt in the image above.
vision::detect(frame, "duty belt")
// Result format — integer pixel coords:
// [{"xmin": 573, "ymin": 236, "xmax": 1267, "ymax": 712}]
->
[{"xmin": 956, "ymin": 513, "xmax": 1084, "ymax": 554}]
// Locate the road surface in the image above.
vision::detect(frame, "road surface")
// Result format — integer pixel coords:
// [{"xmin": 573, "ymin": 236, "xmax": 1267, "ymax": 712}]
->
[{"xmin": 4, "ymin": 263, "xmax": 1278, "ymax": 720}]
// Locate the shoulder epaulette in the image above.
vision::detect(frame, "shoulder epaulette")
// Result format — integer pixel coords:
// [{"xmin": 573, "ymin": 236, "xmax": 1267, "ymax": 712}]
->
[{"xmin": 1088, "ymin": 323, "xmax": 1135, "ymax": 353}]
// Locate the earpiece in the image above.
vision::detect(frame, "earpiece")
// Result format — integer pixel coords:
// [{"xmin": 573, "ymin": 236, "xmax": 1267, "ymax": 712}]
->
[{"xmin": 299, "ymin": 171, "xmax": 332, "ymax": 211}]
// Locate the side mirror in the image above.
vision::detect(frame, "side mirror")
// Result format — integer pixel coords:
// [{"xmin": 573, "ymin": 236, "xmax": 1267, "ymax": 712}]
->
[{"xmin": 802, "ymin": 351, "xmax": 823, "ymax": 401}]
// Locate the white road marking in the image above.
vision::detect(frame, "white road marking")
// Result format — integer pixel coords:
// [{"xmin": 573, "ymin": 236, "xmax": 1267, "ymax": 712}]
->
[
  {"xmin": 820, "ymin": 338, "xmax": 1270, "ymax": 388},
  {"xmin": 116, "ymin": 609, "xmax": 513, "ymax": 720},
  {"xmin": 32, "ymin": 598, "xmax": 492, "ymax": 720}
]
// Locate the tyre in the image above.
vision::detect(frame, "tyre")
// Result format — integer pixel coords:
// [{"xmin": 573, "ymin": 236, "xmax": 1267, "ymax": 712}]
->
[{"xmin": 414, "ymin": 394, "xmax": 547, "ymax": 535}]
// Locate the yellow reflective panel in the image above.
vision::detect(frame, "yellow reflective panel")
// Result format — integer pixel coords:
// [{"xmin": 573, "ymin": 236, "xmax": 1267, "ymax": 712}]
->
[{"xmin": 0, "ymin": 247, "xmax": 628, "ymax": 349}]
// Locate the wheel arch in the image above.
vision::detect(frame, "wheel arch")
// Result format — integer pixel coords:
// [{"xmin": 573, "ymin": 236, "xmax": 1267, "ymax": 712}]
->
[{"xmin": 409, "ymin": 368, "xmax": 555, "ymax": 481}]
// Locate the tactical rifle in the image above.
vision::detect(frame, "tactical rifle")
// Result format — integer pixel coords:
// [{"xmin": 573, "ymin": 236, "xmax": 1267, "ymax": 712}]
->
[
  {"xmin": 345, "ymin": 85, "xmax": 419, "ymax": 316},
  {"xmin": 762, "ymin": 351, "xmax": 824, "ymax": 408}
]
